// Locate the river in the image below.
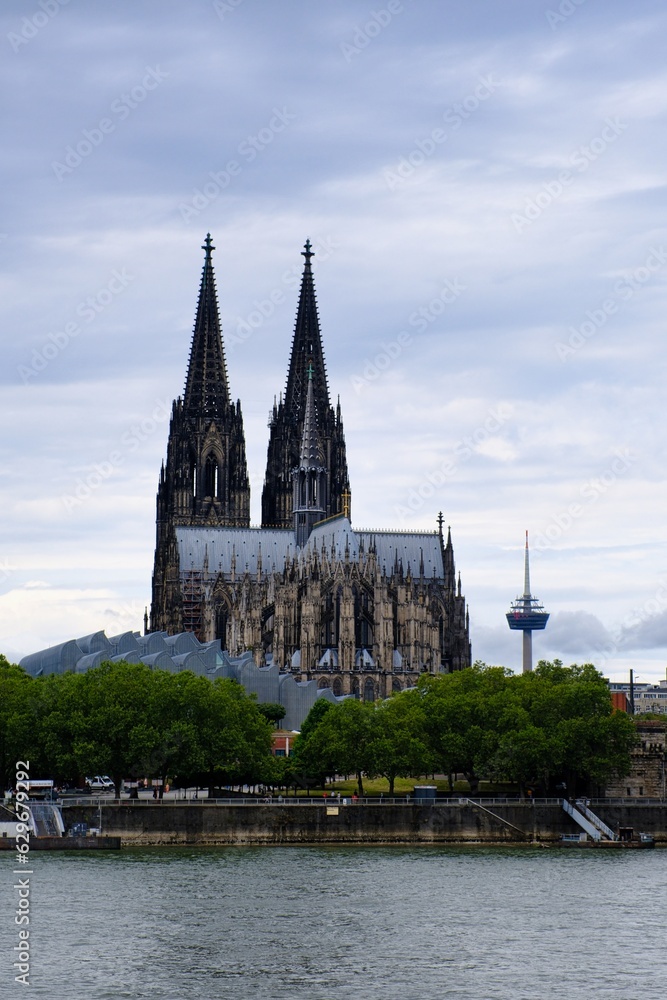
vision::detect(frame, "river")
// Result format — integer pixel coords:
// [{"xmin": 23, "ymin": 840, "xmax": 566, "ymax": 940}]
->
[{"xmin": 2, "ymin": 845, "xmax": 666, "ymax": 999}]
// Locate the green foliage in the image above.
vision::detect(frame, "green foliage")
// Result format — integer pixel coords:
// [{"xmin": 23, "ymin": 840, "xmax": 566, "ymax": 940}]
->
[
  {"xmin": 293, "ymin": 661, "xmax": 637, "ymax": 797},
  {"xmin": 256, "ymin": 702, "xmax": 287, "ymax": 726},
  {"xmin": 0, "ymin": 658, "xmax": 36, "ymax": 790},
  {"xmin": 440, "ymin": 660, "xmax": 637, "ymax": 795},
  {"xmin": 293, "ymin": 698, "xmax": 373, "ymax": 794},
  {"xmin": 369, "ymin": 691, "xmax": 433, "ymax": 794},
  {"xmin": 0, "ymin": 660, "xmax": 275, "ymax": 795},
  {"xmin": 298, "ymin": 696, "xmax": 334, "ymax": 739},
  {"xmin": 0, "ymin": 657, "xmax": 638, "ymax": 798}
]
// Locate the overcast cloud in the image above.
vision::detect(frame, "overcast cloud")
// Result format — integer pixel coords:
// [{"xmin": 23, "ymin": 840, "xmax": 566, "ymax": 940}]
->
[{"xmin": 2, "ymin": 0, "xmax": 667, "ymax": 683}]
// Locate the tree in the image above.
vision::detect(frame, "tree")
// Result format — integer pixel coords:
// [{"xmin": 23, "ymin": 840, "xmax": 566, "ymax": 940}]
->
[
  {"xmin": 75, "ymin": 661, "xmax": 164, "ymax": 796},
  {"xmin": 418, "ymin": 665, "xmax": 513, "ymax": 792},
  {"xmin": 369, "ymin": 692, "xmax": 433, "ymax": 794},
  {"xmin": 29, "ymin": 671, "xmax": 90, "ymax": 786},
  {"xmin": 294, "ymin": 699, "xmax": 374, "ymax": 795},
  {"xmin": 0, "ymin": 658, "xmax": 36, "ymax": 791},
  {"xmin": 290, "ymin": 698, "xmax": 335, "ymax": 788},
  {"xmin": 257, "ymin": 702, "xmax": 287, "ymax": 727},
  {"xmin": 187, "ymin": 678, "xmax": 274, "ymax": 795},
  {"xmin": 144, "ymin": 669, "xmax": 211, "ymax": 790}
]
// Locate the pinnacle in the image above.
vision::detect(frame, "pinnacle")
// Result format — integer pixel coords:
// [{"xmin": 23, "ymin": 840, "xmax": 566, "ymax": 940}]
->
[
  {"xmin": 183, "ymin": 235, "xmax": 231, "ymax": 418},
  {"xmin": 284, "ymin": 242, "xmax": 330, "ymax": 422}
]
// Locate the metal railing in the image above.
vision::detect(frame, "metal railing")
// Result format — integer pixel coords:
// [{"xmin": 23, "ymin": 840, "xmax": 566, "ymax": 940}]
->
[
  {"xmin": 57, "ymin": 794, "xmax": 573, "ymax": 808},
  {"xmin": 50, "ymin": 793, "xmax": 667, "ymax": 809}
]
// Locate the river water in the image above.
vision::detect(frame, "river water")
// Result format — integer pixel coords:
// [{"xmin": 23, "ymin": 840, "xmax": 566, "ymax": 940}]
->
[{"xmin": 2, "ymin": 845, "xmax": 666, "ymax": 1000}]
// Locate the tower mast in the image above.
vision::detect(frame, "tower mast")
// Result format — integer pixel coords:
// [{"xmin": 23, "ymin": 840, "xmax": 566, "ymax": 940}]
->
[{"xmin": 506, "ymin": 531, "xmax": 549, "ymax": 673}]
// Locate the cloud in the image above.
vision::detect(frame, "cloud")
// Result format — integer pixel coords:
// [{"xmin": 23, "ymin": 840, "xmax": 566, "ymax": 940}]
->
[
  {"xmin": 544, "ymin": 611, "xmax": 614, "ymax": 655},
  {"xmin": 618, "ymin": 609, "xmax": 667, "ymax": 651},
  {"xmin": 2, "ymin": 0, "xmax": 667, "ymax": 683}
]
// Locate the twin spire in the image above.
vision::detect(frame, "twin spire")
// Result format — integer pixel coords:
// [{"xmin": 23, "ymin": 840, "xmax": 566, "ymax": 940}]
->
[{"xmin": 183, "ymin": 235, "xmax": 350, "ymax": 531}]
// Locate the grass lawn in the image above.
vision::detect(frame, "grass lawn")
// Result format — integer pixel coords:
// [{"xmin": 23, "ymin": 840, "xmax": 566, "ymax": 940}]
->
[{"xmin": 299, "ymin": 777, "xmax": 518, "ymax": 797}]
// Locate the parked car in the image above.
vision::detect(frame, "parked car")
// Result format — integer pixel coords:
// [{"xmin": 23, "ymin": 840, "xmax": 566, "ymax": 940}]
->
[{"xmin": 85, "ymin": 775, "xmax": 115, "ymax": 792}]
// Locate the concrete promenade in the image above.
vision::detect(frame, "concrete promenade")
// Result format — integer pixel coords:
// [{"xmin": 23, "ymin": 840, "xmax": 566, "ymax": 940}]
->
[{"xmin": 59, "ymin": 798, "xmax": 667, "ymax": 846}]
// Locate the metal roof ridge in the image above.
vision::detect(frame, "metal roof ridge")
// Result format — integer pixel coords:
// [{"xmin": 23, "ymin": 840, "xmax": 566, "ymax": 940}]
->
[{"xmin": 355, "ymin": 527, "xmax": 439, "ymax": 535}]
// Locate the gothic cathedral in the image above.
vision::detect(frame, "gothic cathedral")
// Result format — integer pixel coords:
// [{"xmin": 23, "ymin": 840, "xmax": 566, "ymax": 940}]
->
[{"xmin": 151, "ymin": 236, "xmax": 471, "ymax": 699}]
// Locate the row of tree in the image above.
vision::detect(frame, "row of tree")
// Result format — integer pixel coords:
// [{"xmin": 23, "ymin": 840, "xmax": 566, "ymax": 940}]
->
[
  {"xmin": 0, "ymin": 656, "xmax": 276, "ymax": 796},
  {"xmin": 290, "ymin": 661, "xmax": 637, "ymax": 796},
  {"xmin": 0, "ymin": 656, "xmax": 636, "ymax": 798}
]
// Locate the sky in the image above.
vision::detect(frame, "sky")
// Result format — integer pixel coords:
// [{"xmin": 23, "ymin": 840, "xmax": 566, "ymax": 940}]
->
[{"xmin": 2, "ymin": 0, "xmax": 667, "ymax": 683}]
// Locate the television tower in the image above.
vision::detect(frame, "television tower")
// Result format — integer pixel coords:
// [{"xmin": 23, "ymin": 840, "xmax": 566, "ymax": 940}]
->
[{"xmin": 506, "ymin": 531, "xmax": 549, "ymax": 673}]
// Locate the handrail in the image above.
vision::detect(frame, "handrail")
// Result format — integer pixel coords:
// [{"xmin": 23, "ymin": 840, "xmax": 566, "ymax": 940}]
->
[
  {"xmin": 574, "ymin": 799, "xmax": 618, "ymax": 841},
  {"xmin": 57, "ymin": 795, "xmax": 568, "ymax": 808},
  {"xmin": 463, "ymin": 798, "xmax": 530, "ymax": 838}
]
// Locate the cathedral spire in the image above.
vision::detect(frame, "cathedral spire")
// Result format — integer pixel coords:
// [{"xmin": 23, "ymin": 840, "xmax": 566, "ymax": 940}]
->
[
  {"xmin": 293, "ymin": 364, "xmax": 327, "ymax": 547},
  {"xmin": 261, "ymin": 241, "xmax": 350, "ymax": 528},
  {"xmin": 151, "ymin": 236, "xmax": 250, "ymax": 634},
  {"xmin": 299, "ymin": 363, "xmax": 324, "ymax": 467},
  {"xmin": 183, "ymin": 234, "xmax": 230, "ymax": 417},
  {"xmin": 284, "ymin": 239, "xmax": 330, "ymax": 423}
]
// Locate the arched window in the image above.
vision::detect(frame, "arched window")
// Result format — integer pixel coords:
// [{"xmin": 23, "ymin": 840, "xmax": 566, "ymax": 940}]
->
[
  {"xmin": 204, "ymin": 455, "xmax": 219, "ymax": 498},
  {"xmin": 318, "ymin": 678, "xmax": 330, "ymax": 689},
  {"xmin": 392, "ymin": 677, "xmax": 402, "ymax": 693},
  {"xmin": 333, "ymin": 677, "xmax": 343, "ymax": 697},
  {"xmin": 363, "ymin": 678, "xmax": 375, "ymax": 702}
]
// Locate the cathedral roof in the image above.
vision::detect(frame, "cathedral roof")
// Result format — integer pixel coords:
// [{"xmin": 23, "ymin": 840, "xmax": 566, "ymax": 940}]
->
[
  {"xmin": 177, "ymin": 526, "xmax": 295, "ymax": 576},
  {"xmin": 305, "ymin": 518, "xmax": 445, "ymax": 576},
  {"xmin": 176, "ymin": 519, "xmax": 446, "ymax": 578},
  {"xmin": 183, "ymin": 234, "xmax": 231, "ymax": 418},
  {"xmin": 357, "ymin": 531, "xmax": 444, "ymax": 577}
]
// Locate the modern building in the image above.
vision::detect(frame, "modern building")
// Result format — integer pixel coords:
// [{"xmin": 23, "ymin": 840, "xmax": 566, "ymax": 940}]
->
[
  {"xmin": 18, "ymin": 629, "xmax": 343, "ymax": 732},
  {"xmin": 609, "ymin": 677, "xmax": 667, "ymax": 716},
  {"xmin": 150, "ymin": 236, "xmax": 471, "ymax": 699}
]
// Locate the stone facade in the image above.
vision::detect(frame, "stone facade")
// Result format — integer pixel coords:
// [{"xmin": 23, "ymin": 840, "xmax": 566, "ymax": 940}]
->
[
  {"xmin": 605, "ymin": 720, "xmax": 666, "ymax": 798},
  {"xmin": 150, "ymin": 237, "xmax": 471, "ymax": 694}
]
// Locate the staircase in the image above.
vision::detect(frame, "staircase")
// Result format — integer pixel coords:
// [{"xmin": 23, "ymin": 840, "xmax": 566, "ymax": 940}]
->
[
  {"xmin": 28, "ymin": 803, "xmax": 65, "ymax": 838},
  {"xmin": 574, "ymin": 799, "xmax": 618, "ymax": 841},
  {"xmin": 561, "ymin": 799, "xmax": 617, "ymax": 842}
]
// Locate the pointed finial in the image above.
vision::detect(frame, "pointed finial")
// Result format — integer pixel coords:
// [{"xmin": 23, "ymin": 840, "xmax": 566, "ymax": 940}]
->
[
  {"xmin": 302, "ymin": 238, "xmax": 314, "ymax": 264},
  {"xmin": 202, "ymin": 233, "xmax": 215, "ymax": 259},
  {"xmin": 524, "ymin": 530, "xmax": 531, "ymax": 597},
  {"xmin": 437, "ymin": 511, "xmax": 444, "ymax": 534}
]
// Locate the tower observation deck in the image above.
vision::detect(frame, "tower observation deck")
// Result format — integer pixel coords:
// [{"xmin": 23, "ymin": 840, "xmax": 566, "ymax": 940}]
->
[{"xmin": 506, "ymin": 531, "xmax": 549, "ymax": 673}]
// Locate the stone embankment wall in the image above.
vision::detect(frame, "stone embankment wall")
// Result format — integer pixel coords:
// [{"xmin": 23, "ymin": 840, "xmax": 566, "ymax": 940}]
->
[{"xmin": 60, "ymin": 801, "xmax": 667, "ymax": 846}]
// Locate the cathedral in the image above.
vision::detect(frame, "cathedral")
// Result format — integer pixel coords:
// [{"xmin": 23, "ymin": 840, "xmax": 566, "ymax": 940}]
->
[{"xmin": 150, "ymin": 236, "xmax": 471, "ymax": 700}]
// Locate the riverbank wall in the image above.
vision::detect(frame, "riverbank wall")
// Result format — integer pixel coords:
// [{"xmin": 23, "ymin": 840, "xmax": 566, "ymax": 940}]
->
[{"xmin": 59, "ymin": 800, "xmax": 667, "ymax": 846}]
